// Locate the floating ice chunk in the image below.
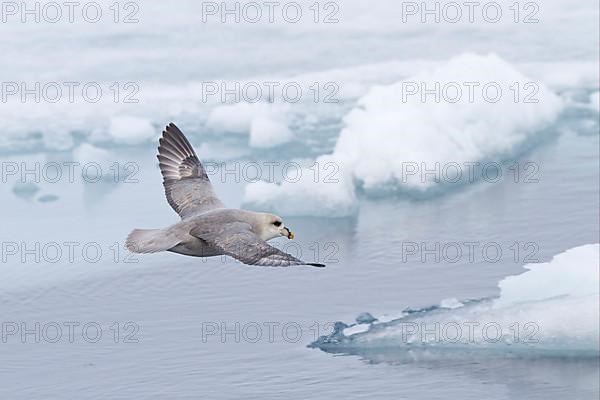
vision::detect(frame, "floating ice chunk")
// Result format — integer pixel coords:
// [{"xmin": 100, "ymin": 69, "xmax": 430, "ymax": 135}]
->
[
  {"xmin": 331, "ymin": 53, "xmax": 564, "ymax": 191},
  {"xmin": 376, "ymin": 313, "xmax": 406, "ymax": 323},
  {"xmin": 439, "ymin": 298, "xmax": 464, "ymax": 309},
  {"xmin": 356, "ymin": 312, "xmax": 378, "ymax": 324},
  {"xmin": 312, "ymin": 244, "xmax": 600, "ymax": 355},
  {"xmin": 12, "ymin": 182, "xmax": 40, "ymax": 199},
  {"xmin": 41, "ymin": 129, "xmax": 74, "ymax": 152},
  {"xmin": 242, "ymin": 156, "xmax": 357, "ymax": 217},
  {"xmin": 206, "ymin": 103, "xmax": 258, "ymax": 135},
  {"xmin": 73, "ymin": 143, "xmax": 112, "ymax": 166},
  {"xmin": 249, "ymin": 116, "xmax": 293, "ymax": 148},
  {"xmin": 206, "ymin": 102, "xmax": 293, "ymax": 148},
  {"xmin": 73, "ymin": 143, "xmax": 115, "ymax": 182},
  {"xmin": 108, "ymin": 116, "xmax": 155, "ymax": 145},
  {"xmin": 245, "ymin": 54, "xmax": 565, "ymax": 217},
  {"xmin": 521, "ymin": 62, "xmax": 600, "ymax": 91},
  {"xmin": 343, "ymin": 324, "xmax": 371, "ymax": 337},
  {"xmin": 494, "ymin": 244, "xmax": 599, "ymax": 308}
]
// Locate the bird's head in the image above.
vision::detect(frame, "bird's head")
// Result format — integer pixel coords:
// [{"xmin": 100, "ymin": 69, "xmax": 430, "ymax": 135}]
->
[{"xmin": 259, "ymin": 213, "xmax": 294, "ymax": 241}]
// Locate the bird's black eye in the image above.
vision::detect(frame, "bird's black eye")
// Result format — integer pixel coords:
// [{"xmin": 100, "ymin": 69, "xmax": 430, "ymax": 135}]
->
[{"xmin": 273, "ymin": 221, "xmax": 282, "ymax": 227}]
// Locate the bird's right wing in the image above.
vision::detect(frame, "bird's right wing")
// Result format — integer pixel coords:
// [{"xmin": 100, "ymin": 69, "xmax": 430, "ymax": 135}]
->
[
  {"xmin": 190, "ymin": 222, "xmax": 325, "ymax": 268},
  {"xmin": 157, "ymin": 123, "xmax": 225, "ymax": 219}
]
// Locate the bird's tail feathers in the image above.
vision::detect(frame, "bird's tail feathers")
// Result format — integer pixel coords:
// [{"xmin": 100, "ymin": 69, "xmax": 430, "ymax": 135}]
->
[{"xmin": 126, "ymin": 228, "xmax": 179, "ymax": 253}]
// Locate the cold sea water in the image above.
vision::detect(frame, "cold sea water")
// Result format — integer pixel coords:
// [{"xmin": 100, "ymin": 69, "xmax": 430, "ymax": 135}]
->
[{"xmin": 0, "ymin": 1, "xmax": 598, "ymax": 399}]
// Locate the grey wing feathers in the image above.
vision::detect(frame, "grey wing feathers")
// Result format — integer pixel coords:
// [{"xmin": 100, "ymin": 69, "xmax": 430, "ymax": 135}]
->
[
  {"xmin": 158, "ymin": 123, "xmax": 225, "ymax": 219},
  {"xmin": 190, "ymin": 222, "xmax": 325, "ymax": 268}
]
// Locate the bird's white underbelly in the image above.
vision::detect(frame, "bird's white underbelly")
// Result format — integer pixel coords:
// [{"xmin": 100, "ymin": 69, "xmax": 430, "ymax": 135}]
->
[{"xmin": 168, "ymin": 236, "xmax": 222, "ymax": 258}]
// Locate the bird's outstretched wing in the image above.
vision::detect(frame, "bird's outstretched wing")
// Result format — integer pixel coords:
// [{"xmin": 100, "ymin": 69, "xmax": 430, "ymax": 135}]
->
[
  {"xmin": 190, "ymin": 222, "xmax": 325, "ymax": 268},
  {"xmin": 157, "ymin": 123, "xmax": 225, "ymax": 219}
]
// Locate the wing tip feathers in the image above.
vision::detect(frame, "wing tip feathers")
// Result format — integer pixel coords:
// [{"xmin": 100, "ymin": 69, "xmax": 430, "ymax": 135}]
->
[{"xmin": 306, "ymin": 263, "xmax": 326, "ymax": 268}]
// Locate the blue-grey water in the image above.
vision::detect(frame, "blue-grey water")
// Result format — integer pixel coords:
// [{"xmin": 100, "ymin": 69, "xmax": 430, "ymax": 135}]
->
[
  {"xmin": 0, "ymin": 0, "xmax": 599, "ymax": 398},
  {"xmin": 1, "ymin": 125, "xmax": 598, "ymax": 399}
]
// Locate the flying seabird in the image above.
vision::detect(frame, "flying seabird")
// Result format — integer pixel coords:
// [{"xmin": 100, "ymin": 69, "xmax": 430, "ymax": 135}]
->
[{"xmin": 126, "ymin": 123, "xmax": 325, "ymax": 268}]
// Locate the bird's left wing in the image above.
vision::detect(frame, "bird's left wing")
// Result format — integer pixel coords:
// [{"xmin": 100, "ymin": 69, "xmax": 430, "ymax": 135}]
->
[
  {"xmin": 190, "ymin": 222, "xmax": 325, "ymax": 268},
  {"xmin": 158, "ymin": 123, "xmax": 225, "ymax": 219}
]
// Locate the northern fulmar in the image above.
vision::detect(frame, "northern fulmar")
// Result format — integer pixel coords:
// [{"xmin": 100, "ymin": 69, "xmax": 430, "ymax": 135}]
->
[{"xmin": 126, "ymin": 123, "xmax": 325, "ymax": 268}]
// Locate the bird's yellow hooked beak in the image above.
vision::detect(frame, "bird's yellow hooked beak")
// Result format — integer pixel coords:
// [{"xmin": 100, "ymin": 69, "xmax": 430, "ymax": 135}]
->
[{"xmin": 284, "ymin": 227, "xmax": 294, "ymax": 240}]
